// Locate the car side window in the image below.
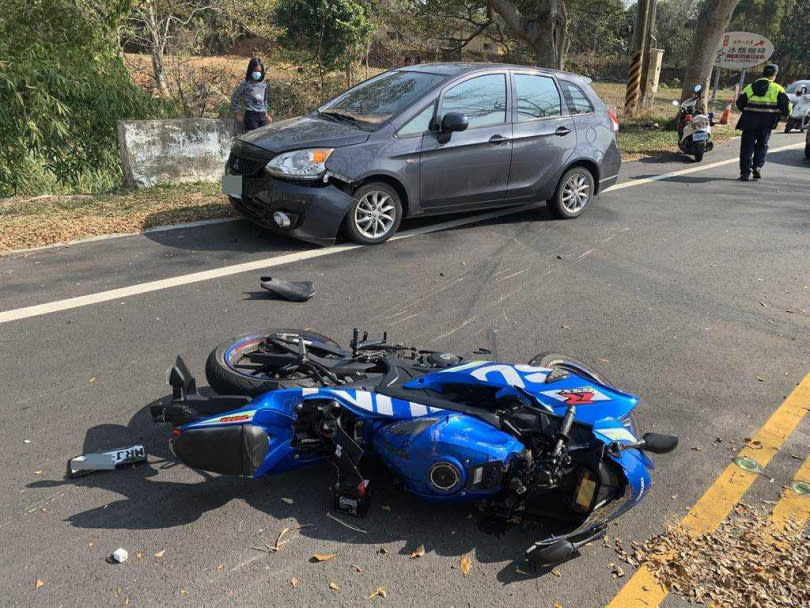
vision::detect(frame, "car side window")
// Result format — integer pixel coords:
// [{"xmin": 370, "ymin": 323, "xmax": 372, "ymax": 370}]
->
[
  {"xmin": 514, "ymin": 74, "xmax": 561, "ymax": 121},
  {"xmin": 397, "ymin": 103, "xmax": 435, "ymax": 137},
  {"xmin": 439, "ymin": 74, "xmax": 506, "ymax": 129},
  {"xmin": 560, "ymin": 81, "xmax": 595, "ymax": 115}
]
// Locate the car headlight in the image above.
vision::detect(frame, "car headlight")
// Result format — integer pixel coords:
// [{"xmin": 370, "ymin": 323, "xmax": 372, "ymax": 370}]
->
[{"xmin": 265, "ymin": 148, "xmax": 334, "ymax": 180}]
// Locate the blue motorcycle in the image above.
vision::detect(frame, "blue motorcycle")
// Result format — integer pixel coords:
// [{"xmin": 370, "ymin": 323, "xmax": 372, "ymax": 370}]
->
[{"xmin": 151, "ymin": 329, "xmax": 677, "ymax": 567}]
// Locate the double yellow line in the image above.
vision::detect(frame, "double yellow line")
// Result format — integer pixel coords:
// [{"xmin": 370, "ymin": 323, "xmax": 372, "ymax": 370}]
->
[{"xmin": 607, "ymin": 373, "xmax": 810, "ymax": 608}]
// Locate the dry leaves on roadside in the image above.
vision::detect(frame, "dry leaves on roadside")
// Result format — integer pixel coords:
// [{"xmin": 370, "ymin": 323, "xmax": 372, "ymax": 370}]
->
[
  {"xmin": 410, "ymin": 544, "xmax": 425, "ymax": 559},
  {"xmin": 368, "ymin": 586, "xmax": 387, "ymax": 599},
  {"xmin": 352, "ymin": 564, "xmax": 364, "ymax": 573},
  {"xmin": 312, "ymin": 553, "xmax": 338, "ymax": 562},
  {"xmin": 154, "ymin": 550, "xmax": 166, "ymax": 558},
  {"xmin": 614, "ymin": 503, "xmax": 809, "ymax": 607},
  {"xmin": 34, "ymin": 578, "xmax": 45, "ymax": 590},
  {"xmin": 328, "ymin": 582, "xmax": 340, "ymax": 591},
  {"xmin": 459, "ymin": 554, "xmax": 472, "ymax": 575},
  {"xmin": 290, "ymin": 577, "xmax": 300, "ymax": 588}
]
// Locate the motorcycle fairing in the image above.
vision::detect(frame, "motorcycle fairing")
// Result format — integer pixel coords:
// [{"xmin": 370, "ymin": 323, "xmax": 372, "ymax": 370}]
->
[
  {"xmin": 406, "ymin": 361, "xmax": 639, "ymax": 424},
  {"xmin": 301, "ymin": 387, "xmax": 446, "ymax": 419}
]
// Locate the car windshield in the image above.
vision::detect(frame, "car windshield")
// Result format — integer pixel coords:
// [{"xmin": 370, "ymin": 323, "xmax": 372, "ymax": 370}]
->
[{"xmin": 318, "ymin": 70, "xmax": 446, "ymax": 127}]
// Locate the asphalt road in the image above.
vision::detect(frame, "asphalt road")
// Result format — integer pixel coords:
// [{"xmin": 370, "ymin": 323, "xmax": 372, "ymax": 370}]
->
[{"xmin": 1, "ymin": 134, "xmax": 808, "ymax": 608}]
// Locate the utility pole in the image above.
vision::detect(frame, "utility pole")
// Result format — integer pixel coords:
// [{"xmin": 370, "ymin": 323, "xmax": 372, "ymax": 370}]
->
[
  {"xmin": 625, "ymin": 0, "xmax": 651, "ymax": 116},
  {"xmin": 639, "ymin": 0, "xmax": 658, "ymax": 106}
]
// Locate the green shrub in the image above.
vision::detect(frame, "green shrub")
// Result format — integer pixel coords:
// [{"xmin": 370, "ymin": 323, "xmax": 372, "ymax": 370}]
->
[{"xmin": 0, "ymin": 0, "xmax": 169, "ymax": 196}]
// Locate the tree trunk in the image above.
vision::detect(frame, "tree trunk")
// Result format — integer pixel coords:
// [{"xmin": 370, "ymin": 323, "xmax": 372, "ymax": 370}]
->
[
  {"xmin": 680, "ymin": 0, "xmax": 740, "ymax": 103},
  {"xmin": 144, "ymin": 1, "xmax": 170, "ymax": 97},
  {"xmin": 487, "ymin": 0, "xmax": 568, "ymax": 69},
  {"xmin": 150, "ymin": 47, "xmax": 170, "ymax": 97}
]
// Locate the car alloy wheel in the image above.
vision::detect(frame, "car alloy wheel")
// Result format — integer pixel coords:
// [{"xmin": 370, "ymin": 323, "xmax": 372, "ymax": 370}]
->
[
  {"xmin": 354, "ymin": 190, "xmax": 396, "ymax": 240},
  {"xmin": 561, "ymin": 173, "xmax": 591, "ymax": 213}
]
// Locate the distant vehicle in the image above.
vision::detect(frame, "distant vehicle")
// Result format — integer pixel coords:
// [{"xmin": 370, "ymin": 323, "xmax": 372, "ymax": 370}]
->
[
  {"xmin": 785, "ymin": 94, "xmax": 810, "ymax": 133},
  {"xmin": 674, "ymin": 85, "xmax": 714, "ymax": 162},
  {"xmin": 222, "ymin": 63, "xmax": 621, "ymax": 246},
  {"xmin": 785, "ymin": 80, "xmax": 810, "ymax": 104}
]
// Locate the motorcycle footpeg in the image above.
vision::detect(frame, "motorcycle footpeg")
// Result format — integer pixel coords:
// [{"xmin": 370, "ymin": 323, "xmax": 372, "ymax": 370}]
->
[{"xmin": 332, "ymin": 480, "xmax": 371, "ymax": 517}]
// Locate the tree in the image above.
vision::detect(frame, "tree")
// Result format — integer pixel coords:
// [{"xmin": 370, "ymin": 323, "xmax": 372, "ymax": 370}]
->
[
  {"xmin": 0, "ymin": 0, "xmax": 163, "ymax": 195},
  {"xmin": 680, "ymin": 0, "xmax": 740, "ymax": 102},
  {"xmin": 276, "ymin": 0, "xmax": 375, "ymax": 87},
  {"xmin": 566, "ymin": 0, "xmax": 629, "ymax": 57},
  {"xmin": 730, "ymin": 0, "xmax": 796, "ymax": 40},
  {"xmin": 485, "ymin": 0, "xmax": 568, "ymax": 68},
  {"xmin": 654, "ymin": 0, "xmax": 701, "ymax": 69},
  {"xmin": 124, "ymin": 0, "xmax": 218, "ymax": 97},
  {"xmin": 772, "ymin": 0, "xmax": 810, "ymax": 81}
]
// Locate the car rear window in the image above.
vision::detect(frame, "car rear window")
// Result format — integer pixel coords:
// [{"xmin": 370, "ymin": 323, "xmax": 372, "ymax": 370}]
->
[
  {"xmin": 513, "ymin": 73, "xmax": 562, "ymax": 121},
  {"xmin": 560, "ymin": 81, "xmax": 595, "ymax": 115}
]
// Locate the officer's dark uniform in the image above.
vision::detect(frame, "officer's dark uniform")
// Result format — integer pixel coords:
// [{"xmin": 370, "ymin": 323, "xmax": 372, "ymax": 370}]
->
[{"xmin": 736, "ymin": 64, "xmax": 791, "ymax": 180}]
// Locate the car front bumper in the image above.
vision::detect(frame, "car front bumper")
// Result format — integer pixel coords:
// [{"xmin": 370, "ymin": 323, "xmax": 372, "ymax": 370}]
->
[{"xmin": 229, "ymin": 174, "xmax": 355, "ymax": 246}]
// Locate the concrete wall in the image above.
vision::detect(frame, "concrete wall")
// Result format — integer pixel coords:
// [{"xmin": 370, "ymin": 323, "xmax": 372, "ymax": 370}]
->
[{"xmin": 118, "ymin": 118, "xmax": 237, "ymax": 188}]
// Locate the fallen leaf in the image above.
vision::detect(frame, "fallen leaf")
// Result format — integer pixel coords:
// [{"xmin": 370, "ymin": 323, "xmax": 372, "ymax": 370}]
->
[
  {"xmin": 154, "ymin": 550, "xmax": 166, "ymax": 558},
  {"xmin": 89, "ymin": 377, "xmax": 96, "ymax": 383},
  {"xmin": 312, "ymin": 553, "xmax": 338, "ymax": 562},
  {"xmin": 410, "ymin": 544, "xmax": 425, "ymax": 559},
  {"xmin": 756, "ymin": 376, "xmax": 764, "ymax": 382},
  {"xmin": 180, "ymin": 587, "xmax": 188, "ymax": 595},
  {"xmin": 88, "ymin": 542, "xmax": 94, "ymax": 550},
  {"xmin": 34, "ymin": 579, "xmax": 45, "ymax": 590},
  {"xmin": 352, "ymin": 564, "xmax": 363, "ymax": 573},
  {"xmin": 329, "ymin": 582, "xmax": 340, "ymax": 591},
  {"xmin": 135, "ymin": 552, "xmax": 144, "ymax": 560},
  {"xmin": 554, "ymin": 604, "xmax": 563, "ymax": 608},
  {"xmin": 599, "ymin": 358, "xmax": 609, "ymax": 363},
  {"xmin": 368, "ymin": 586, "xmax": 387, "ymax": 599},
  {"xmin": 377, "ymin": 547, "xmax": 388, "ymax": 555},
  {"xmin": 561, "ymin": 324, "xmax": 571, "ymax": 330},
  {"xmin": 290, "ymin": 577, "xmax": 300, "ymax": 588},
  {"xmin": 34, "ymin": 470, "xmax": 42, "ymax": 475},
  {"xmin": 460, "ymin": 554, "xmax": 472, "ymax": 575},
  {"xmin": 611, "ymin": 564, "xmax": 625, "ymax": 578},
  {"xmin": 217, "ymin": 563, "xmax": 224, "ymax": 571},
  {"xmin": 552, "ymin": 569, "xmax": 562, "ymax": 577}
]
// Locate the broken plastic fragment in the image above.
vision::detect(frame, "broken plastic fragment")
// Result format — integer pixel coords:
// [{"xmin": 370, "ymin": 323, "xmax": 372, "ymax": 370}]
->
[
  {"xmin": 790, "ymin": 480, "xmax": 810, "ymax": 496},
  {"xmin": 112, "ymin": 548, "xmax": 129, "ymax": 563},
  {"xmin": 67, "ymin": 445, "xmax": 146, "ymax": 478},
  {"xmin": 732, "ymin": 456, "xmax": 762, "ymax": 474}
]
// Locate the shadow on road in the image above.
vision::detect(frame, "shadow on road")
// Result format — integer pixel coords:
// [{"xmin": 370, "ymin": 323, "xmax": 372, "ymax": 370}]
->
[{"xmin": 28, "ymin": 396, "xmax": 575, "ymax": 583}]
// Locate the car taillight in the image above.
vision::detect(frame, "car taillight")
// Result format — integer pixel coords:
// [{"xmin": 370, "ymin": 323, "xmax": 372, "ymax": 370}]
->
[{"xmin": 607, "ymin": 109, "xmax": 619, "ymax": 132}]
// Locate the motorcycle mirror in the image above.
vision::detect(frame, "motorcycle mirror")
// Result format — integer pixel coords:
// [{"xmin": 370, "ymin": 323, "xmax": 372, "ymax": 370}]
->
[
  {"xmin": 694, "ymin": 84, "xmax": 703, "ymax": 93},
  {"xmin": 526, "ymin": 539, "xmax": 577, "ymax": 567},
  {"xmin": 641, "ymin": 432, "xmax": 679, "ymax": 454}
]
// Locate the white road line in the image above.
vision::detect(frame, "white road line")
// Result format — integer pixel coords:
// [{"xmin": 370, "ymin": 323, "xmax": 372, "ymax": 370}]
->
[
  {"xmin": 1, "ymin": 140, "xmax": 805, "ymax": 325},
  {"xmin": 603, "ymin": 142, "xmax": 804, "ymax": 192}
]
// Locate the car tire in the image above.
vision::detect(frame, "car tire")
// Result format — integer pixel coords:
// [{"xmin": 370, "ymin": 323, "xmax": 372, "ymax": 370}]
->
[
  {"xmin": 805, "ymin": 143, "xmax": 810, "ymax": 160},
  {"xmin": 547, "ymin": 167, "xmax": 595, "ymax": 219},
  {"xmin": 345, "ymin": 182, "xmax": 402, "ymax": 245}
]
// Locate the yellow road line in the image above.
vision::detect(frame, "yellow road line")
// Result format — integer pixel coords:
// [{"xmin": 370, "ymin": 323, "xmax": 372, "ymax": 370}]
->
[
  {"xmin": 607, "ymin": 372, "xmax": 810, "ymax": 608},
  {"xmin": 770, "ymin": 453, "xmax": 810, "ymax": 533}
]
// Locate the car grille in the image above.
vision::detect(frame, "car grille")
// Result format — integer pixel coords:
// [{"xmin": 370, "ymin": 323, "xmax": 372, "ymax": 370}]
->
[
  {"xmin": 227, "ymin": 140, "xmax": 276, "ymax": 176},
  {"xmin": 227, "ymin": 155, "xmax": 267, "ymax": 176}
]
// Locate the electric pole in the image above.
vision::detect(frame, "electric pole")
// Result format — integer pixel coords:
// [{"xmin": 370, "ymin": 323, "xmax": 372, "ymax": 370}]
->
[
  {"xmin": 639, "ymin": 0, "xmax": 658, "ymax": 105},
  {"xmin": 625, "ymin": 0, "xmax": 651, "ymax": 116}
]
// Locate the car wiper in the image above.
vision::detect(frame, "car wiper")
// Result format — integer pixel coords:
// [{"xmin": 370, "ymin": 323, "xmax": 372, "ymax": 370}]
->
[{"xmin": 318, "ymin": 110, "xmax": 372, "ymax": 130}]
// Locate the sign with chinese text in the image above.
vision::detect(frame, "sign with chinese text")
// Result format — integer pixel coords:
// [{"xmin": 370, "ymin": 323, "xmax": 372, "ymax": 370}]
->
[{"xmin": 714, "ymin": 32, "xmax": 774, "ymax": 70}]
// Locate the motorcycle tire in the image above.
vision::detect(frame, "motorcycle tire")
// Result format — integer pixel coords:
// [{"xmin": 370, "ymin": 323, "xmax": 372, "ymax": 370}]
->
[
  {"xmin": 205, "ymin": 329, "xmax": 343, "ymax": 396},
  {"xmin": 784, "ymin": 120, "xmax": 794, "ymax": 133}
]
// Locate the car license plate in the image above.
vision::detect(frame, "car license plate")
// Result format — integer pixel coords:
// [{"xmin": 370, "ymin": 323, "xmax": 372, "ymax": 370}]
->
[
  {"xmin": 692, "ymin": 131, "xmax": 709, "ymax": 142},
  {"xmin": 222, "ymin": 174, "xmax": 243, "ymax": 198}
]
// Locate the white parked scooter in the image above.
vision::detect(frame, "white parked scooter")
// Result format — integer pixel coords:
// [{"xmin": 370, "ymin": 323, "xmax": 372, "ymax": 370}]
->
[
  {"xmin": 784, "ymin": 94, "xmax": 810, "ymax": 133},
  {"xmin": 673, "ymin": 84, "xmax": 714, "ymax": 162}
]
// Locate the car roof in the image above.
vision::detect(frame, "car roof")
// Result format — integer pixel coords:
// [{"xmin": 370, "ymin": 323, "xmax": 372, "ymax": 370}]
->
[{"xmin": 398, "ymin": 62, "xmax": 591, "ymax": 82}]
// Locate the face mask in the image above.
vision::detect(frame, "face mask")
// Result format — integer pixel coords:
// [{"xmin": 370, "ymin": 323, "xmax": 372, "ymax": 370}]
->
[{"xmin": 251, "ymin": 71, "xmax": 262, "ymax": 81}]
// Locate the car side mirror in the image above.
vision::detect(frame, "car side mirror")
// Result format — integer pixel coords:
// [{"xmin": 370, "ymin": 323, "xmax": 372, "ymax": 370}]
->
[{"xmin": 441, "ymin": 112, "xmax": 469, "ymax": 133}]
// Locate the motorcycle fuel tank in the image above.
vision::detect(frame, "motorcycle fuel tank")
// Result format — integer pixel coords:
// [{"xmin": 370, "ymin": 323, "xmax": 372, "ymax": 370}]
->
[{"xmin": 374, "ymin": 412, "xmax": 524, "ymax": 501}]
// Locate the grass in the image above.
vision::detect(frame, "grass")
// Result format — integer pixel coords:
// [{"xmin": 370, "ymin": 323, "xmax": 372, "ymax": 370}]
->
[{"xmin": 0, "ymin": 182, "xmax": 233, "ymax": 254}]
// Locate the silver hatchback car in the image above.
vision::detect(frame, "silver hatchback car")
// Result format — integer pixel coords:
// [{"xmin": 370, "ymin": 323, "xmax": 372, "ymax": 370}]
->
[{"xmin": 223, "ymin": 63, "xmax": 621, "ymax": 245}]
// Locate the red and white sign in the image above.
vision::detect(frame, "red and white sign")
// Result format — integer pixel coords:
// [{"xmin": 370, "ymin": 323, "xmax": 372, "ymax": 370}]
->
[{"xmin": 714, "ymin": 32, "xmax": 774, "ymax": 70}]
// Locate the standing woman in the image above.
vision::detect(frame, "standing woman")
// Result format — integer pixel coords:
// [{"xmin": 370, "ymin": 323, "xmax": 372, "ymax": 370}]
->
[{"xmin": 230, "ymin": 58, "xmax": 272, "ymax": 131}]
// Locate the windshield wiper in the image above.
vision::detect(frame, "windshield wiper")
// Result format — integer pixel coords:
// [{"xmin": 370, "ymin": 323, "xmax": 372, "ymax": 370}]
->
[{"xmin": 318, "ymin": 110, "xmax": 371, "ymax": 130}]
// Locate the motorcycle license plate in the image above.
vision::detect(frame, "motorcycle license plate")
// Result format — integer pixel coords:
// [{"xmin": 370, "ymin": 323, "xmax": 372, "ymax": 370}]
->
[
  {"xmin": 222, "ymin": 174, "xmax": 243, "ymax": 198},
  {"xmin": 692, "ymin": 131, "xmax": 709, "ymax": 142}
]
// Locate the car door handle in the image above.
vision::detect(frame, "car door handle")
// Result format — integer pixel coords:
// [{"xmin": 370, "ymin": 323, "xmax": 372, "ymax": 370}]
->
[
  {"xmin": 555, "ymin": 127, "xmax": 572, "ymax": 137},
  {"xmin": 489, "ymin": 135, "xmax": 509, "ymax": 145}
]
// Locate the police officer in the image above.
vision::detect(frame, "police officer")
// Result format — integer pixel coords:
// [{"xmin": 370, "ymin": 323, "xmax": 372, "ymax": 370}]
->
[{"xmin": 736, "ymin": 63, "xmax": 791, "ymax": 181}]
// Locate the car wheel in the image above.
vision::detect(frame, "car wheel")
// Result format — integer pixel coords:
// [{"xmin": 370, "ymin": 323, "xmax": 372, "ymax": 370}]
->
[
  {"xmin": 805, "ymin": 143, "xmax": 810, "ymax": 160},
  {"xmin": 345, "ymin": 183, "xmax": 402, "ymax": 245},
  {"xmin": 548, "ymin": 167, "xmax": 595, "ymax": 219}
]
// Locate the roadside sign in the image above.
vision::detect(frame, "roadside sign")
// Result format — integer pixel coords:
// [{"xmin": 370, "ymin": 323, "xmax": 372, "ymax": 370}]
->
[{"xmin": 714, "ymin": 32, "xmax": 774, "ymax": 70}]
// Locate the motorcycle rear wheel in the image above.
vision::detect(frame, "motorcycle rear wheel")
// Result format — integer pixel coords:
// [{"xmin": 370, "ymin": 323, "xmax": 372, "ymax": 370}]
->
[{"xmin": 205, "ymin": 329, "xmax": 342, "ymax": 396}]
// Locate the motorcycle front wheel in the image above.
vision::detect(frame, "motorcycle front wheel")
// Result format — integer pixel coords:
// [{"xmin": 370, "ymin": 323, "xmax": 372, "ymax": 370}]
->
[{"xmin": 205, "ymin": 329, "xmax": 343, "ymax": 396}]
